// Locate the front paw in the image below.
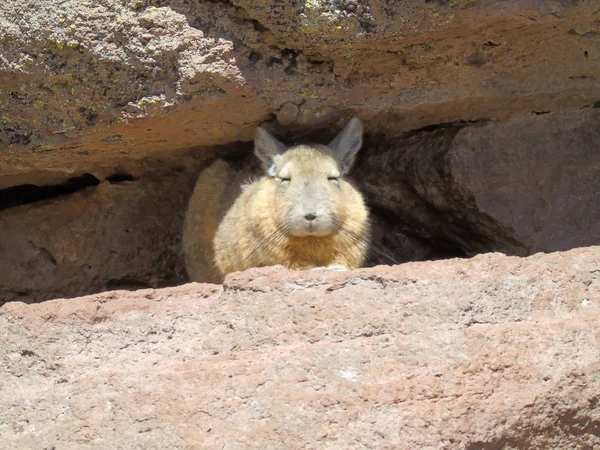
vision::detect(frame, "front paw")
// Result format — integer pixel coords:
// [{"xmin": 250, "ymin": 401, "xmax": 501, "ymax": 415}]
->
[{"xmin": 310, "ymin": 265, "xmax": 348, "ymax": 272}]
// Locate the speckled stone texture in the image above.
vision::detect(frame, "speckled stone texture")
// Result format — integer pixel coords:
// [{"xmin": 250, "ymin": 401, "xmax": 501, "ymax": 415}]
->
[
  {"xmin": 1, "ymin": 247, "xmax": 599, "ymax": 449},
  {"xmin": 2, "ymin": 0, "xmax": 599, "ymax": 183}
]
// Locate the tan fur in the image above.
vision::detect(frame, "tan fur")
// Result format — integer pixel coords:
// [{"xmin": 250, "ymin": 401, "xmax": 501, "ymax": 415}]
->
[
  {"xmin": 182, "ymin": 159, "xmax": 240, "ymax": 283},
  {"xmin": 214, "ymin": 144, "xmax": 370, "ymax": 277},
  {"xmin": 183, "ymin": 118, "xmax": 369, "ymax": 282}
]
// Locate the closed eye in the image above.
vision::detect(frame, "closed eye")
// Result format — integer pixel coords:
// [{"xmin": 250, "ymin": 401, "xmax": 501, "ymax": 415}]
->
[
  {"xmin": 279, "ymin": 177, "xmax": 291, "ymax": 182},
  {"xmin": 328, "ymin": 177, "xmax": 339, "ymax": 181}
]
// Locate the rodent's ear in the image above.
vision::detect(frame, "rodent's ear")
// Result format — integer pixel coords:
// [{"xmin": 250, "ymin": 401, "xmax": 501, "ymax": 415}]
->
[
  {"xmin": 254, "ymin": 126, "xmax": 287, "ymax": 172},
  {"xmin": 328, "ymin": 117, "xmax": 363, "ymax": 174}
]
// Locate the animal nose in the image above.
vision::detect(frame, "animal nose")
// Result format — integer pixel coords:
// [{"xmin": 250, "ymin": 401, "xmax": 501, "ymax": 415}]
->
[{"xmin": 304, "ymin": 213, "xmax": 317, "ymax": 222}]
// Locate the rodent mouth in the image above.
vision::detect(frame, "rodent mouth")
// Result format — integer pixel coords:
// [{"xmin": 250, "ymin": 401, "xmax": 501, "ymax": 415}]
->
[
  {"xmin": 284, "ymin": 215, "xmax": 335, "ymax": 238},
  {"xmin": 288, "ymin": 226, "xmax": 333, "ymax": 238}
]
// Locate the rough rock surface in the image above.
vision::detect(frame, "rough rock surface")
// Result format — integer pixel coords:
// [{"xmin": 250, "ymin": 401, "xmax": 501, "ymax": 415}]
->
[
  {"xmin": 356, "ymin": 107, "xmax": 600, "ymax": 256},
  {"xmin": 0, "ymin": 151, "xmax": 207, "ymax": 304},
  {"xmin": 2, "ymin": 0, "xmax": 599, "ymax": 184},
  {"xmin": 1, "ymin": 247, "xmax": 599, "ymax": 449}
]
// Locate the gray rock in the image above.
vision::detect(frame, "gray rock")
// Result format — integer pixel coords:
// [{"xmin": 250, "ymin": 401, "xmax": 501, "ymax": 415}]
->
[{"xmin": 356, "ymin": 108, "xmax": 600, "ymax": 256}]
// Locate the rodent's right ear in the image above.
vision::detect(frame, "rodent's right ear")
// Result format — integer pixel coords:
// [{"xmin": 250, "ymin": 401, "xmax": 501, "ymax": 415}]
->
[
  {"xmin": 329, "ymin": 117, "xmax": 363, "ymax": 175},
  {"xmin": 254, "ymin": 126, "xmax": 287, "ymax": 173}
]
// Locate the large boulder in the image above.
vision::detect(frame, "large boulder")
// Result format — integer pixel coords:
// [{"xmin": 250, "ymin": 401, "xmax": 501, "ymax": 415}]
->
[
  {"xmin": 355, "ymin": 107, "xmax": 600, "ymax": 257},
  {"xmin": 1, "ymin": 247, "xmax": 599, "ymax": 448},
  {"xmin": 2, "ymin": 0, "xmax": 599, "ymax": 182}
]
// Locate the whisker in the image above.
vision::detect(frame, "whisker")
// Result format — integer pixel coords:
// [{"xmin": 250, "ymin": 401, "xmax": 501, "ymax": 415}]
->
[
  {"xmin": 237, "ymin": 221, "xmax": 293, "ymax": 270},
  {"xmin": 331, "ymin": 219, "xmax": 400, "ymax": 266}
]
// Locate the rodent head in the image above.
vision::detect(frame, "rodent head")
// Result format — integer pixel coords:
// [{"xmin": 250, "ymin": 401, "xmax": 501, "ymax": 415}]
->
[{"xmin": 253, "ymin": 117, "xmax": 365, "ymax": 238}]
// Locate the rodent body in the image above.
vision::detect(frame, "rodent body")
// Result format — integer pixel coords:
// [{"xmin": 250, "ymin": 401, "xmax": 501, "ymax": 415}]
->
[
  {"xmin": 184, "ymin": 118, "xmax": 370, "ymax": 281},
  {"xmin": 183, "ymin": 159, "xmax": 239, "ymax": 283}
]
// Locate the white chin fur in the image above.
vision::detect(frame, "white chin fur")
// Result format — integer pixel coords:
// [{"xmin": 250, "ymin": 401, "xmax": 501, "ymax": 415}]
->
[{"xmin": 288, "ymin": 224, "xmax": 333, "ymax": 238}]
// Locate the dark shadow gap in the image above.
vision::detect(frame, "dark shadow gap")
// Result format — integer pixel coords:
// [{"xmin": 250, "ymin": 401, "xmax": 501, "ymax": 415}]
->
[
  {"xmin": 106, "ymin": 173, "xmax": 136, "ymax": 183},
  {"xmin": 104, "ymin": 278, "xmax": 153, "ymax": 292},
  {"xmin": 0, "ymin": 173, "xmax": 100, "ymax": 210}
]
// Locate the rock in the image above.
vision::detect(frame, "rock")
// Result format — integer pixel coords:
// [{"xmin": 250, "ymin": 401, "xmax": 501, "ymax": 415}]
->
[
  {"xmin": 356, "ymin": 108, "xmax": 600, "ymax": 256},
  {"xmin": 1, "ymin": 247, "xmax": 599, "ymax": 448},
  {"xmin": 450, "ymin": 108, "xmax": 600, "ymax": 253},
  {"xmin": 276, "ymin": 103, "xmax": 299, "ymax": 125},
  {"xmin": 1, "ymin": 0, "xmax": 599, "ymax": 184},
  {"xmin": 0, "ymin": 152, "xmax": 205, "ymax": 304}
]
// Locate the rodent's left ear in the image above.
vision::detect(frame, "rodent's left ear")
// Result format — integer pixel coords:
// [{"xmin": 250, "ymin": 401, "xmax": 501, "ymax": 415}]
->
[
  {"xmin": 254, "ymin": 126, "xmax": 287, "ymax": 172},
  {"xmin": 328, "ymin": 117, "xmax": 363, "ymax": 174}
]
